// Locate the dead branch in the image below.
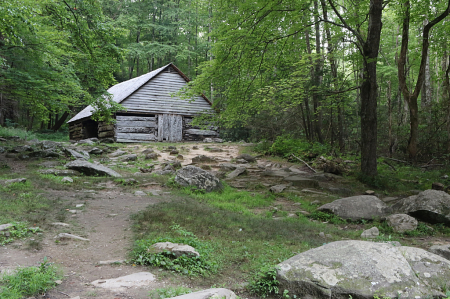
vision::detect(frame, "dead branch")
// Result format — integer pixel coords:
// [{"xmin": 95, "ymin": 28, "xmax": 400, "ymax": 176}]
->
[{"xmin": 291, "ymin": 154, "xmax": 317, "ymax": 173}]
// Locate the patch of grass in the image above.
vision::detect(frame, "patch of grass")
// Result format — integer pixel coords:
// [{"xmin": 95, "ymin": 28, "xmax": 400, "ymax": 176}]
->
[
  {"xmin": 131, "ymin": 198, "xmax": 348, "ymax": 285},
  {"xmin": 183, "ymin": 184, "xmax": 275, "ymax": 216},
  {"xmin": 308, "ymin": 211, "xmax": 346, "ymax": 224},
  {"xmin": 248, "ymin": 265, "xmax": 279, "ymax": 298},
  {"xmin": 0, "ymin": 258, "xmax": 60, "ymax": 298},
  {"xmin": 131, "ymin": 224, "xmax": 218, "ymax": 276},
  {"xmin": 0, "ymin": 189, "xmax": 52, "ymax": 224},
  {"xmin": 0, "ymin": 127, "xmax": 37, "ymax": 140},
  {"xmin": 34, "ymin": 130, "xmax": 69, "ymax": 142},
  {"xmin": 149, "ymin": 286, "xmax": 193, "ymax": 299}
]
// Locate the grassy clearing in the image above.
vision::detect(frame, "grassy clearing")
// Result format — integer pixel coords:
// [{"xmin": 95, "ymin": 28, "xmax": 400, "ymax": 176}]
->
[
  {"xmin": 0, "ymin": 258, "xmax": 60, "ymax": 299},
  {"xmin": 130, "ymin": 197, "xmax": 354, "ymax": 286},
  {"xmin": 0, "ymin": 127, "xmax": 37, "ymax": 140}
]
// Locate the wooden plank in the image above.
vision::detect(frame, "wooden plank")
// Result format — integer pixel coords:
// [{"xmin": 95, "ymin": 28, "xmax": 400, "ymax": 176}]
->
[
  {"xmin": 116, "ymin": 115, "xmax": 156, "ymax": 121},
  {"xmin": 116, "ymin": 127, "xmax": 153, "ymax": 133},
  {"xmin": 176, "ymin": 115, "xmax": 183, "ymax": 141},
  {"xmin": 116, "ymin": 133, "xmax": 156, "ymax": 141},
  {"xmin": 98, "ymin": 124, "xmax": 115, "ymax": 132},
  {"xmin": 185, "ymin": 129, "xmax": 219, "ymax": 136},
  {"xmin": 158, "ymin": 114, "xmax": 164, "ymax": 142},
  {"xmin": 99, "ymin": 131, "xmax": 115, "ymax": 138},
  {"xmin": 116, "ymin": 120, "xmax": 157, "ymax": 128},
  {"xmin": 163, "ymin": 114, "xmax": 169, "ymax": 141}
]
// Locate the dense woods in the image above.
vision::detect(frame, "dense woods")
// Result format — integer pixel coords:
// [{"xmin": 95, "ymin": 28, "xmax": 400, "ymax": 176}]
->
[{"xmin": 1, "ymin": 0, "xmax": 450, "ymax": 176}]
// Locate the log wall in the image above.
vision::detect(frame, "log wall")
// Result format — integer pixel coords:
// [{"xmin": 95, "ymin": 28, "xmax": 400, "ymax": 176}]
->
[
  {"xmin": 115, "ymin": 115, "xmax": 157, "ymax": 142},
  {"xmin": 182, "ymin": 117, "xmax": 219, "ymax": 141},
  {"xmin": 69, "ymin": 122, "xmax": 83, "ymax": 140},
  {"xmin": 98, "ymin": 121, "xmax": 115, "ymax": 139}
]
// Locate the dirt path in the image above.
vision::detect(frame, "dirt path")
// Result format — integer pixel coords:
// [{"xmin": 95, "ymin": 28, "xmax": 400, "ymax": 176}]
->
[{"xmin": 1, "ymin": 142, "xmax": 242, "ymax": 299}]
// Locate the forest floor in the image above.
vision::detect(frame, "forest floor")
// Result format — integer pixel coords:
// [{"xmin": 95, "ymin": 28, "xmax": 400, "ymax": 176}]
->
[{"xmin": 1, "ymin": 140, "xmax": 450, "ymax": 299}]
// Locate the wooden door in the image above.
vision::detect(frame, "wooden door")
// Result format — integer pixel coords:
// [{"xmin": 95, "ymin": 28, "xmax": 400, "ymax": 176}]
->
[{"xmin": 157, "ymin": 114, "xmax": 183, "ymax": 142}]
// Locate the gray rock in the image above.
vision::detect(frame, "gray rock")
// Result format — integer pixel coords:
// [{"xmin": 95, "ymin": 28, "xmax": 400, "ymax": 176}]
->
[
  {"xmin": 149, "ymin": 242, "xmax": 200, "ymax": 257},
  {"xmin": 61, "ymin": 177, "xmax": 73, "ymax": 183},
  {"xmin": 175, "ymin": 165, "xmax": 222, "ymax": 192},
  {"xmin": 219, "ymin": 163, "xmax": 239, "ymax": 171},
  {"xmin": 2, "ymin": 178, "xmax": 27, "ymax": 186},
  {"xmin": 429, "ymin": 244, "xmax": 450, "ymax": 260},
  {"xmin": 309, "ymin": 173, "xmax": 344, "ymax": 182},
  {"xmin": 145, "ymin": 152, "xmax": 158, "ymax": 160},
  {"xmin": 121, "ymin": 154, "xmax": 137, "ymax": 162},
  {"xmin": 236, "ymin": 154, "xmax": 256, "ymax": 162},
  {"xmin": 235, "ymin": 158, "xmax": 248, "ymax": 164},
  {"xmin": 134, "ymin": 191, "xmax": 146, "ymax": 196},
  {"xmin": 392, "ymin": 190, "xmax": 450, "ymax": 225},
  {"xmin": 386, "ymin": 214, "xmax": 418, "ymax": 233},
  {"xmin": 97, "ymin": 260, "xmax": 125, "ymax": 265},
  {"xmin": 91, "ymin": 272, "xmax": 155, "ymax": 292},
  {"xmin": 50, "ymin": 222, "xmax": 70, "ymax": 227},
  {"xmin": 100, "ymin": 137, "xmax": 115, "ymax": 143},
  {"xmin": 141, "ymin": 148, "xmax": 154, "ymax": 155},
  {"xmin": 55, "ymin": 233, "xmax": 89, "ymax": 241},
  {"xmin": 0, "ymin": 223, "xmax": 13, "ymax": 231},
  {"xmin": 192, "ymin": 155, "xmax": 215, "ymax": 163},
  {"xmin": 37, "ymin": 140, "xmax": 62, "ymax": 150},
  {"xmin": 39, "ymin": 169, "xmax": 80, "ymax": 176},
  {"xmin": 64, "ymin": 148, "xmax": 89, "ymax": 160},
  {"xmin": 110, "ymin": 149, "xmax": 127, "ymax": 157},
  {"xmin": 10, "ymin": 145, "xmax": 33, "ymax": 153},
  {"xmin": 270, "ymin": 184, "xmax": 288, "ymax": 194},
  {"xmin": 207, "ymin": 147, "xmax": 223, "ymax": 152},
  {"xmin": 78, "ymin": 139, "xmax": 95, "ymax": 145},
  {"xmin": 277, "ymin": 240, "xmax": 450, "ymax": 299},
  {"xmin": 283, "ymin": 176, "xmax": 320, "ymax": 189},
  {"xmin": 226, "ymin": 167, "xmax": 247, "ymax": 179},
  {"xmin": 29, "ymin": 149, "xmax": 62, "ymax": 158},
  {"xmin": 65, "ymin": 160, "xmax": 121, "ymax": 177},
  {"xmin": 168, "ymin": 288, "xmax": 236, "ymax": 299},
  {"xmin": 360, "ymin": 226, "xmax": 379, "ymax": 238},
  {"xmin": 318, "ymin": 195, "xmax": 389, "ymax": 221},
  {"xmin": 89, "ymin": 147, "xmax": 103, "ymax": 155}
]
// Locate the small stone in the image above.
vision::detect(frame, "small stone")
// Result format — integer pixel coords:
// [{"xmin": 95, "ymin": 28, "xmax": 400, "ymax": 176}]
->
[
  {"xmin": 149, "ymin": 190, "xmax": 161, "ymax": 196},
  {"xmin": 121, "ymin": 154, "xmax": 137, "ymax": 162},
  {"xmin": 55, "ymin": 233, "xmax": 89, "ymax": 241},
  {"xmin": 0, "ymin": 223, "xmax": 13, "ymax": 231},
  {"xmin": 145, "ymin": 153, "xmax": 158, "ymax": 160},
  {"xmin": 75, "ymin": 204, "xmax": 84, "ymax": 208},
  {"xmin": 98, "ymin": 260, "xmax": 125, "ymax": 265},
  {"xmin": 169, "ymin": 150, "xmax": 179, "ymax": 155},
  {"xmin": 177, "ymin": 154, "xmax": 184, "ymax": 160},
  {"xmin": 193, "ymin": 146, "xmax": 199, "ymax": 149},
  {"xmin": 386, "ymin": 214, "xmax": 418, "ymax": 233},
  {"xmin": 50, "ymin": 222, "xmax": 70, "ymax": 227},
  {"xmin": 55, "ymin": 280, "xmax": 62, "ymax": 285},
  {"xmin": 134, "ymin": 191, "xmax": 146, "ymax": 196},
  {"xmin": 2, "ymin": 178, "xmax": 27, "ymax": 186},
  {"xmin": 364, "ymin": 190, "xmax": 375, "ymax": 195},
  {"xmin": 361, "ymin": 227, "xmax": 379, "ymax": 239},
  {"xmin": 269, "ymin": 184, "xmax": 288, "ymax": 194},
  {"xmin": 68, "ymin": 210, "xmax": 79, "ymax": 214},
  {"xmin": 319, "ymin": 232, "xmax": 326, "ymax": 238},
  {"xmin": 61, "ymin": 177, "xmax": 73, "ymax": 183}
]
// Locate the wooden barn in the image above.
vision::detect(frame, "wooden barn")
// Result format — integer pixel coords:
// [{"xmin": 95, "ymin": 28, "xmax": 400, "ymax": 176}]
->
[{"xmin": 67, "ymin": 63, "xmax": 218, "ymax": 142}]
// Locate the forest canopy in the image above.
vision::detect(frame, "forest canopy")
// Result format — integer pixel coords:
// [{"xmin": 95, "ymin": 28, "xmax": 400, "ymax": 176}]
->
[{"xmin": 1, "ymin": 0, "xmax": 450, "ymax": 176}]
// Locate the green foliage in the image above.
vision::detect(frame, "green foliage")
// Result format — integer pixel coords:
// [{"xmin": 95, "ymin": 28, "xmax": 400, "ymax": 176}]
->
[
  {"xmin": 309, "ymin": 211, "xmax": 346, "ymax": 224},
  {"xmin": 0, "ymin": 127, "xmax": 37, "ymax": 140},
  {"xmin": 0, "ymin": 222, "xmax": 40, "ymax": 246},
  {"xmin": 0, "ymin": 258, "xmax": 59, "ymax": 298},
  {"xmin": 248, "ymin": 265, "xmax": 279, "ymax": 298},
  {"xmin": 130, "ymin": 224, "xmax": 218, "ymax": 276},
  {"xmin": 149, "ymin": 286, "xmax": 193, "ymax": 299},
  {"xmin": 262, "ymin": 135, "xmax": 330, "ymax": 158}
]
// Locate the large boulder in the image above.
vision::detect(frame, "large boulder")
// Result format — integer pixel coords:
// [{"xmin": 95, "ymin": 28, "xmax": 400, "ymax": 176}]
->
[
  {"xmin": 277, "ymin": 240, "xmax": 450, "ymax": 299},
  {"xmin": 317, "ymin": 195, "xmax": 389, "ymax": 221},
  {"xmin": 65, "ymin": 160, "xmax": 121, "ymax": 177},
  {"xmin": 392, "ymin": 190, "xmax": 450, "ymax": 225},
  {"xmin": 175, "ymin": 165, "xmax": 222, "ymax": 192}
]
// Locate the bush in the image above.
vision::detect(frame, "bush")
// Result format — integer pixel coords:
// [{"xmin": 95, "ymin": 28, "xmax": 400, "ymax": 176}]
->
[
  {"xmin": 258, "ymin": 135, "xmax": 330, "ymax": 158},
  {"xmin": 248, "ymin": 265, "xmax": 280, "ymax": 298},
  {"xmin": 0, "ymin": 258, "xmax": 59, "ymax": 298}
]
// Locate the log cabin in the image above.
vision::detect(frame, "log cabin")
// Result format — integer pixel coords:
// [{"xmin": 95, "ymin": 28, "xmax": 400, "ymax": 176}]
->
[{"xmin": 67, "ymin": 63, "xmax": 218, "ymax": 142}]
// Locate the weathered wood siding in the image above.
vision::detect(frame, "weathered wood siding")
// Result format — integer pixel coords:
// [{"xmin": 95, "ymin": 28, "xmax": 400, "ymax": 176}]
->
[
  {"xmin": 158, "ymin": 114, "xmax": 183, "ymax": 142},
  {"xmin": 120, "ymin": 72, "xmax": 212, "ymax": 116},
  {"xmin": 98, "ymin": 121, "xmax": 115, "ymax": 139},
  {"xmin": 115, "ymin": 115, "xmax": 157, "ymax": 142}
]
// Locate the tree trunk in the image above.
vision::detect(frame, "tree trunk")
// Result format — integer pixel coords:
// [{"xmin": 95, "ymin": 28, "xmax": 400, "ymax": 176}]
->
[
  {"xmin": 312, "ymin": 0, "xmax": 323, "ymax": 143},
  {"xmin": 397, "ymin": 0, "xmax": 450, "ymax": 160},
  {"xmin": 359, "ymin": 0, "xmax": 383, "ymax": 177},
  {"xmin": 52, "ymin": 111, "xmax": 70, "ymax": 131}
]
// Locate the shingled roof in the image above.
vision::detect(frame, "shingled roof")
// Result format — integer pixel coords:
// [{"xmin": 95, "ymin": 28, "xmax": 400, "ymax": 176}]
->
[{"xmin": 67, "ymin": 63, "xmax": 210, "ymax": 123}]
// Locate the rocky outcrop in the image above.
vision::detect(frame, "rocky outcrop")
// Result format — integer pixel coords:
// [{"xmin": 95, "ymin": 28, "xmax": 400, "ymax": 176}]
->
[
  {"xmin": 317, "ymin": 195, "xmax": 389, "ymax": 221},
  {"xmin": 175, "ymin": 165, "xmax": 222, "ymax": 192},
  {"xmin": 392, "ymin": 190, "xmax": 450, "ymax": 225},
  {"xmin": 277, "ymin": 240, "xmax": 450, "ymax": 299},
  {"xmin": 168, "ymin": 288, "xmax": 236, "ymax": 299},
  {"xmin": 65, "ymin": 160, "xmax": 121, "ymax": 177},
  {"xmin": 386, "ymin": 214, "xmax": 418, "ymax": 233}
]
